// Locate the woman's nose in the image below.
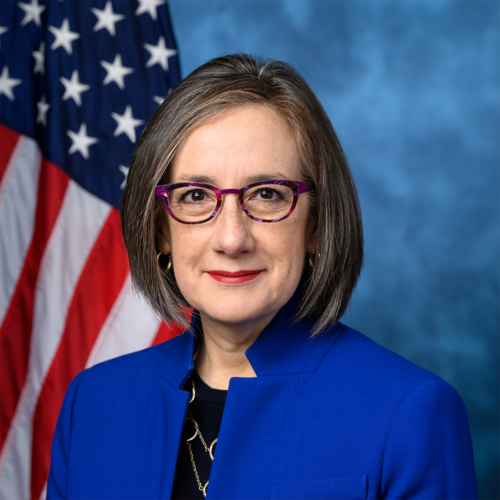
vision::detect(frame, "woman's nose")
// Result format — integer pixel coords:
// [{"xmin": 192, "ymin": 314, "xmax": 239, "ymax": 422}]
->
[{"xmin": 211, "ymin": 193, "xmax": 255, "ymax": 257}]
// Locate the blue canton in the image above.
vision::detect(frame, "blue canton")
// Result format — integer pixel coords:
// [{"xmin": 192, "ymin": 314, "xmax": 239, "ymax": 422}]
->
[{"xmin": 0, "ymin": 0, "xmax": 180, "ymax": 208}]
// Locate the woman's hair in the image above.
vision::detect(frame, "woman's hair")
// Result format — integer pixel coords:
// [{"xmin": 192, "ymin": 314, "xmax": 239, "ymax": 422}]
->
[{"xmin": 121, "ymin": 53, "xmax": 363, "ymax": 335}]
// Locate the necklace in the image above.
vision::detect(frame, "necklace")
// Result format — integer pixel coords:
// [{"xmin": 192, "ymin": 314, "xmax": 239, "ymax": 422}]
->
[{"xmin": 185, "ymin": 377, "xmax": 218, "ymax": 498}]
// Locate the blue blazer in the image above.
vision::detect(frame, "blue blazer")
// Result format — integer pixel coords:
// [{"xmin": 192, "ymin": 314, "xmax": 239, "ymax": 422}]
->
[{"xmin": 48, "ymin": 290, "xmax": 477, "ymax": 500}]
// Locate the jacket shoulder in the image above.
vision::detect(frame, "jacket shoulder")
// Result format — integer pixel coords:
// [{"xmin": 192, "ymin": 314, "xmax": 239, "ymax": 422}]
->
[
  {"xmin": 321, "ymin": 323, "xmax": 444, "ymax": 390},
  {"xmin": 76, "ymin": 331, "xmax": 192, "ymax": 395}
]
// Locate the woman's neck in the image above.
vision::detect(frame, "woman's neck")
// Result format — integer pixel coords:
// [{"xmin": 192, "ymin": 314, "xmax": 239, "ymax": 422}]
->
[{"xmin": 193, "ymin": 312, "xmax": 275, "ymax": 390}]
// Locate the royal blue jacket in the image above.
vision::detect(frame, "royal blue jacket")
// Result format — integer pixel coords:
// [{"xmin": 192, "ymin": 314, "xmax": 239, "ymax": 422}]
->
[{"xmin": 47, "ymin": 290, "xmax": 477, "ymax": 500}]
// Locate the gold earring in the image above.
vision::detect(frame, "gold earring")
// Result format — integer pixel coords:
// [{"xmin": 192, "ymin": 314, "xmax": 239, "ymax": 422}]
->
[
  {"xmin": 309, "ymin": 252, "xmax": 320, "ymax": 270},
  {"xmin": 157, "ymin": 252, "xmax": 172, "ymax": 273}
]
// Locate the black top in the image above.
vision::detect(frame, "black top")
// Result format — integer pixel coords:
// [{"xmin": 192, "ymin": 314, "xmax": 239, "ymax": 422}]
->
[{"xmin": 171, "ymin": 369, "xmax": 228, "ymax": 500}]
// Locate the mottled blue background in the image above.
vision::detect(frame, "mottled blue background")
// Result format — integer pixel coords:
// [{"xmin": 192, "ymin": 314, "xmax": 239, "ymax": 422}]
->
[{"xmin": 168, "ymin": 1, "xmax": 499, "ymax": 497}]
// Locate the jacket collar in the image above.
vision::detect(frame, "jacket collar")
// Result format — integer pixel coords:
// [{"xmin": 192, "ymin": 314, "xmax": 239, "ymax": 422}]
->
[{"xmin": 157, "ymin": 282, "xmax": 343, "ymax": 388}]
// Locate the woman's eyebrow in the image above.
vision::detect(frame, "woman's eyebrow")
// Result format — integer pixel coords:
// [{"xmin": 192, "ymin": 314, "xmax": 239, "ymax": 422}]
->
[
  {"xmin": 174, "ymin": 174, "xmax": 217, "ymax": 184},
  {"xmin": 244, "ymin": 173, "xmax": 289, "ymax": 183}
]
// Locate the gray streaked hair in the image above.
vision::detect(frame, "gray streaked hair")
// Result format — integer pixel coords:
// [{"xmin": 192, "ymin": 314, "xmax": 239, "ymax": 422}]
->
[{"xmin": 121, "ymin": 53, "xmax": 363, "ymax": 335}]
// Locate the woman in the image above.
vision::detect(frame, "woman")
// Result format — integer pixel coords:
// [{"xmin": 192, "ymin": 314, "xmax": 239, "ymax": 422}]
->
[{"xmin": 48, "ymin": 54, "xmax": 477, "ymax": 500}]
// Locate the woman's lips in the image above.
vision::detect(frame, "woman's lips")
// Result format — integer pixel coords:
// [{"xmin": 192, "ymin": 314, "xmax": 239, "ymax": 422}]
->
[{"xmin": 207, "ymin": 270, "xmax": 263, "ymax": 284}]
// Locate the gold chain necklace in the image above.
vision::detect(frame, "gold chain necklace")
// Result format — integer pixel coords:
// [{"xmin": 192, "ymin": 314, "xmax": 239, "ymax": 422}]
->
[{"xmin": 185, "ymin": 377, "xmax": 218, "ymax": 498}]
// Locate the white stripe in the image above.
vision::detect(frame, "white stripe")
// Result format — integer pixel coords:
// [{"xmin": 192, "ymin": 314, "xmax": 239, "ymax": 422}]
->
[
  {"xmin": 0, "ymin": 180, "xmax": 111, "ymax": 500},
  {"xmin": 0, "ymin": 136, "xmax": 42, "ymax": 329},
  {"xmin": 86, "ymin": 274, "xmax": 161, "ymax": 368}
]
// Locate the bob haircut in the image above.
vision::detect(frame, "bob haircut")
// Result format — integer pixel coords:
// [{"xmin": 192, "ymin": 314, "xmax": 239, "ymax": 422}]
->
[{"xmin": 121, "ymin": 53, "xmax": 363, "ymax": 335}]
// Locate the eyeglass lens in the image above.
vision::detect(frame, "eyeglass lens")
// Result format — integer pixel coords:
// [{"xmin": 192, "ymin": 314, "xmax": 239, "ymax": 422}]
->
[{"xmin": 167, "ymin": 184, "xmax": 295, "ymax": 223}]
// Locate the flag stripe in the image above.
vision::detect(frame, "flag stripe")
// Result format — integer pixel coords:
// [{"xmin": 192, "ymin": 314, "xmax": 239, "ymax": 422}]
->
[
  {"xmin": 0, "ymin": 135, "xmax": 41, "ymax": 328},
  {"xmin": 0, "ymin": 125, "xmax": 20, "ymax": 186},
  {"xmin": 152, "ymin": 316, "xmax": 189, "ymax": 346},
  {"xmin": 30, "ymin": 209, "xmax": 129, "ymax": 499},
  {"xmin": 0, "ymin": 153, "xmax": 68, "ymax": 452},
  {"xmin": 85, "ymin": 274, "xmax": 162, "ymax": 368},
  {"xmin": 0, "ymin": 181, "xmax": 111, "ymax": 497}
]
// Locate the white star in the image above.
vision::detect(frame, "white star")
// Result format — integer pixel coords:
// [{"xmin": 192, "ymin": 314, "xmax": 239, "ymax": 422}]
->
[
  {"xmin": 32, "ymin": 41, "xmax": 45, "ymax": 74},
  {"xmin": 36, "ymin": 96, "xmax": 50, "ymax": 126},
  {"xmin": 153, "ymin": 96, "xmax": 164, "ymax": 105},
  {"xmin": 91, "ymin": 1, "xmax": 125, "ymax": 36},
  {"xmin": 0, "ymin": 67, "xmax": 22, "ymax": 101},
  {"xmin": 101, "ymin": 54, "xmax": 134, "ymax": 90},
  {"xmin": 60, "ymin": 70, "xmax": 90, "ymax": 106},
  {"xmin": 135, "ymin": 0, "xmax": 163, "ymax": 21},
  {"xmin": 67, "ymin": 123, "xmax": 98, "ymax": 159},
  {"xmin": 49, "ymin": 19, "xmax": 80, "ymax": 55},
  {"xmin": 111, "ymin": 105, "xmax": 144, "ymax": 143},
  {"xmin": 144, "ymin": 36, "xmax": 177, "ymax": 71},
  {"xmin": 119, "ymin": 165, "xmax": 129, "ymax": 189},
  {"xmin": 18, "ymin": 0, "xmax": 46, "ymax": 27},
  {"xmin": 0, "ymin": 27, "xmax": 8, "ymax": 48}
]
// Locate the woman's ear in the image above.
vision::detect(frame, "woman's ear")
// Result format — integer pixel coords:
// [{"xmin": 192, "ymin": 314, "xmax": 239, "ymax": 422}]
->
[{"xmin": 156, "ymin": 221, "xmax": 172, "ymax": 255}]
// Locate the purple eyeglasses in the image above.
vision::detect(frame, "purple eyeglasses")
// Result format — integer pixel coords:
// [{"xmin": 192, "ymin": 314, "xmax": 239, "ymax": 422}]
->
[{"xmin": 155, "ymin": 180, "xmax": 314, "ymax": 224}]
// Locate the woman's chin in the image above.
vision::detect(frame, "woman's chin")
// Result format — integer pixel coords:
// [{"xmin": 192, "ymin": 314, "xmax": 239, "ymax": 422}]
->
[{"xmin": 197, "ymin": 299, "xmax": 277, "ymax": 329}]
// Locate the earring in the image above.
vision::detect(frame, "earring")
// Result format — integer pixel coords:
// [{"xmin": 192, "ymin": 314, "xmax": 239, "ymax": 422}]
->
[
  {"xmin": 308, "ymin": 252, "xmax": 320, "ymax": 270},
  {"xmin": 308, "ymin": 254, "xmax": 314, "ymax": 270},
  {"xmin": 157, "ymin": 252, "xmax": 172, "ymax": 274}
]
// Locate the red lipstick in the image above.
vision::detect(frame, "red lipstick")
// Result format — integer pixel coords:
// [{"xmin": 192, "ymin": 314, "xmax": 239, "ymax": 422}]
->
[{"xmin": 207, "ymin": 270, "xmax": 263, "ymax": 284}]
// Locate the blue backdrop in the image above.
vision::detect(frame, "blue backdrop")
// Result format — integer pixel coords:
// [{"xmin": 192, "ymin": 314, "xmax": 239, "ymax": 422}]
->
[{"xmin": 168, "ymin": 1, "xmax": 499, "ymax": 498}]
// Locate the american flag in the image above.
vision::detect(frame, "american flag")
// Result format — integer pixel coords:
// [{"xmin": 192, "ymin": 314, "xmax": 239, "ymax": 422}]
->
[{"xmin": 0, "ymin": 1, "xmax": 185, "ymax": 498}]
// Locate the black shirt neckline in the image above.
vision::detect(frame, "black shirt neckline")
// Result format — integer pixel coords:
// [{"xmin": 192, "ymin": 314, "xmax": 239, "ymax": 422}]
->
[{"xmin": 190, "ymin": 369, "xmax": 228, "ymax": 404}]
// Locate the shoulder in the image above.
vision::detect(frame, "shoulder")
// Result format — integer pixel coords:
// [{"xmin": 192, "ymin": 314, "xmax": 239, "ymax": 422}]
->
[
  {"xmin": 332, "ymin": 323, "xmax": 441, "ymax": 381},
  {"xmin": 317, "ymin": 322, "xmax": 461, "ymax": 407},
  {"xmin": 71, "ymin": 331, "xmax": 191, "ymax": 402}
]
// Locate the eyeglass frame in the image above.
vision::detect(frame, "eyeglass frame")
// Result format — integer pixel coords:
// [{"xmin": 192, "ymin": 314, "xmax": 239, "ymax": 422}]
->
[{"xmin": 155, "ymin": 179, "xmax": 315, "ymax": 224}]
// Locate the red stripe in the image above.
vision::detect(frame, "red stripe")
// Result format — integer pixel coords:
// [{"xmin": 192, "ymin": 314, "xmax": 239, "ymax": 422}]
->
[
  {"xmin": 0, "ymin": 125, "xmax": 20, "ymax": 185},
  {"xmin": 151, "ymin": 319, "xmax": 188, "ymax": 346},
  {"xmin": 30, "ymin": 209, "xmax": 129, "ymax": 500},
  {"xmin": 0, "ymin": 159, "xmax": 69, "ymax": 452}
]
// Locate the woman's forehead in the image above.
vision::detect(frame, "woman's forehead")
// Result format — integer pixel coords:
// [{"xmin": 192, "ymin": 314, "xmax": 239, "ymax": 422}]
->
[{"xmin": 168, "ymin": 106, "xmax": 301, "ymax": 185}]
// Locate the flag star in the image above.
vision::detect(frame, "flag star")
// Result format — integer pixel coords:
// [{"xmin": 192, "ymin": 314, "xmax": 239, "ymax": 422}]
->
[
  {"xmin": 60, "ymin": 70, "xmax": 90, "ymax": 106},
  {"xmin": 0, "ymin": 26, "xmax": 8, "ymax": 48},
  {"xmin": 135, "ymin": 0, "xmax": 164, "ymax": 21},
  {"xmin": 119, "ymin": 165, "xmax": 129, "ymax": 189},
  {"xmin": 144, "ymin": 36, "xmax": 177, "ymax": 71},
  {"xmin": 18, "ymin": 0, "xmax": 46, "ymax": 27},
  {"xmin": 32, "ymin": 41, "xmax": 45, "ymax": 74},
  {"xmin": 67, "ymin": 123, "xmax": 98, "ymax": 159},
  {"xmin": 112, "ymin": 105, "xmax": 144, "ymax": 143},
  {"xmin": 91, "ymin": 1, "xmax": 125, "ymax": 36},
  {"xmin": 49, "ymin": 19, "xmax": 80, "ymax": 55},
  {"xmin": 36, "ymin": 96, "xmax": 50, "ymax": 125},
  {"xmin": 101, "ymin": 54, "xmax": 134, "ymax": 90},
  {"xmin": 153, "ymin": 95, "xmax": 164, "ymax": 105},
  {"xmin": 0, "ymin": 67, "xmax": 22, "ymax": 101}
]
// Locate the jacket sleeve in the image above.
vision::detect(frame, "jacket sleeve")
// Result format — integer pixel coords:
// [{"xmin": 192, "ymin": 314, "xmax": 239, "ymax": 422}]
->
[
  {"xmin": 46, "ymin": 371, "xmax": 84, "ymax": 500},
  {"xmin": 381, "ymin": 378, "xmax": 477, "ymax": 500}
]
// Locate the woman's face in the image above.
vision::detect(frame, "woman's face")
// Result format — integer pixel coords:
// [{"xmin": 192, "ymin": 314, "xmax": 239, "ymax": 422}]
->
[{"xmin": 158, "ymin": 106, "xmax": 316, "ymax": 329}]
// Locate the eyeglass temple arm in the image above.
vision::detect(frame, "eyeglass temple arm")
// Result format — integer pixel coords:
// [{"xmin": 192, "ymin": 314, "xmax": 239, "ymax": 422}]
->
[
  {"xmin": 300, "ymin": 181, "xmax": 315, "ymax": 194},
  {"xmin": 155, "ymin": 186, "xmax": 164, "ymax": 197}
]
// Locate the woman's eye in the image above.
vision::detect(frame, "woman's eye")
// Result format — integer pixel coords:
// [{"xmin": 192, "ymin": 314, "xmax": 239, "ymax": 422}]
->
[
  {"xmin": 183, "ymin": 189, "xmax": 206, "ymax": 202},
  {"xmin": 258, "ymin": 189, "xmax": 278, "ymax": 200}
]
